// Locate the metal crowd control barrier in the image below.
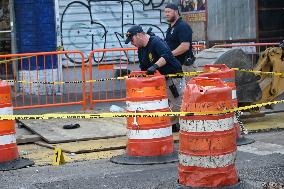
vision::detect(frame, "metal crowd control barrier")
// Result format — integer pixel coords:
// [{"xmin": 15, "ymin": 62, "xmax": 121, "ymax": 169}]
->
[
  {"xmin": 213, "ymin": 42, "xmax": 279, "ymax": 48},
  {"xmin": 0, "ymin": 51, "xmax": 87, "ymax": 110},
  {"xmin": 88, "ymin": 48, "xmax": 138, "ymax": 109},
  {"xmin": 0, "ymin": 45, "xmax": 206, "ymax": 111},
  {"xmin": 192, "ymin": 43, "xmax": 206, "ymax": 55},
  {"xmin": 88, "ymin": 45, "xmax": 206, "ymax": 109},
  {"xmin": 212, "ymin": 42, "xmax": 280, "ymax": 64}
]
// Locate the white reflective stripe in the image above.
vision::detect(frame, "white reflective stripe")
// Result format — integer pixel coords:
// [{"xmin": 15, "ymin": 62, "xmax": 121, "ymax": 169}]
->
[
  {"xmin": 126, "ymin": 98, "xmax": 169, "ymax": 111},
  {"xmin": 180, "ymin": 117, "xmax": 234, "ymax": 132},
  {"xmin": 234, "ymin": 115, "xmax": 238, "ymax": 124},
  {"xmin": 127, "ymin": 126, "xmax": 172, "ymax": 139},
  {"xmin": 0, "ymin": 106, "xmax": 13, "ymax": 115},
  {"xmin": 179, "ymin": 152, "xmax": 236, "ymax": 168},
  {"xmin": 0, "ymin": 134, "xmax": 16, "ymax": 145},
  {"xmin": 232, "ymin": 90, "xmax": 237, "ymax": 99}
]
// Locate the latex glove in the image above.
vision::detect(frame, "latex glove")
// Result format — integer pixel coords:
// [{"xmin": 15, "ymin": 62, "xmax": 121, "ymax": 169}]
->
[{"xmin": 146, "ymin": 64, "xmax": 159, "ymax": 75}]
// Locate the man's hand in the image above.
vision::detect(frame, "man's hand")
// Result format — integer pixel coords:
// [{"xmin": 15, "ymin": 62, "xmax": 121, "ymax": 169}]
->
[{"xmin": 146, "ymin": 64, "xmax": 159, "ymax": 75}]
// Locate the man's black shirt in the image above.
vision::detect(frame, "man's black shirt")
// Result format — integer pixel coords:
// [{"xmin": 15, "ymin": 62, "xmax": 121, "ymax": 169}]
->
[
  {"xmin": 138, "ymin": 36, "xmax": 182, "ymax": 75},
  {"xmin": 165, "ymin": 18, "xmax": 193, "ymax": 64}
]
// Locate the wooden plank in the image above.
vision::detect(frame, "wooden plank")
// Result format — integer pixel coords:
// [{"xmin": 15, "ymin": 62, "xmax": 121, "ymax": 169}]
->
[
  {"xmin": 17, "ymin": 135, "xmax": 41, "ymax": 144},
  {"xmin": 35, "ymin": 133, "xmax": 180, "ymax": 154},
  {"xmin": 19, "ymin": 117, "xmax": 127, "ymax": 144}
]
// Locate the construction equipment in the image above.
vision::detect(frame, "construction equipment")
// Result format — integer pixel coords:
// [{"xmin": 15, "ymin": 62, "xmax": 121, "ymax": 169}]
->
[
  {"xmin": 253, "ymin": 46, "xmax": 284, "ymax": 104},
  {"xmin": 189, "ymin": 43, "xmax": 283, "ymax": 108}
]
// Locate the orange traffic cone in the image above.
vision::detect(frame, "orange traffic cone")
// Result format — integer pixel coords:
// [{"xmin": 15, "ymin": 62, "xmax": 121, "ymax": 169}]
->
[
  {"xmin": 156, "ymin": 77, "xmax": 253, "ymax": 189},
  {"xmin": 178, "ymin": 77, "xmax": 238, "ymax": 187},
  {"xmin": 200, "ymin": 64, "xmax": 255, "ymax": 146},
  {"xmin": 110, "ymin": 71, "xmax": 178, "ymax": 165},
  {"xmin": 0, "ymin": 80, "xmax": 34, "ymax": 171}
]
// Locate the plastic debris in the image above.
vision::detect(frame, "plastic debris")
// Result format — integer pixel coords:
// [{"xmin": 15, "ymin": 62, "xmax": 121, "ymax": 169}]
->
[{"xmin": 110, "ymin": 105, "xmax": 125, "ymax": 112}]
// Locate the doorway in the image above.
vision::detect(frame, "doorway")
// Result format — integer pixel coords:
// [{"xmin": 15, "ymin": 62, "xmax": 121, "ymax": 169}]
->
[
  {"xmin": 0, "ymin": 0, "xmax": 12, "ymax": 54},
  {"xmin": 0, "ymin": 0, "xmax": 14, "ymax": 79}
]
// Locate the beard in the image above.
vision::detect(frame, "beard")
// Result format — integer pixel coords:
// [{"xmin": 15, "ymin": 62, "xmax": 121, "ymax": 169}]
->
[{"xmin": 167, "ymin": 15, "xmax": 177, "ymax": 23}]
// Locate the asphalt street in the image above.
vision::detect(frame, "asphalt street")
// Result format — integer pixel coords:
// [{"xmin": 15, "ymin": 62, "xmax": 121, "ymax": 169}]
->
[{"xmin": 0, "ymin": 131, "xmax": 283, "ymax": 189}]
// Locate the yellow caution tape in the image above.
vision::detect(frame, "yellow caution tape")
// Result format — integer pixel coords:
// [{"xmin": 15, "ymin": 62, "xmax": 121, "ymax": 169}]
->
[
  {"xmin": 232, "ymin": 68, "xmax": 284, "ymax": 76},
  {"xmin": 2, "ymin": 71, "xmax": 202, "ymax": 84},
  {"xmin": 0, "ymin": 56, "xmax": 35, "ymax": 64},
  {"xmin": 2, "ymin": 68, "xmax": 284, "ymax": 85},
  {"xmin": 1, "ymin": 99, "xmax": 284, "ymax": 120}
]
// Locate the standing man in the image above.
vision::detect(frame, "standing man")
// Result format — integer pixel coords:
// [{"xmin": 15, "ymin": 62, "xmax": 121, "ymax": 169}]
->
[
  {"xmin": 125, "ymin": 25, "xmax": 185, "ymax": 131},
  {"xmin": 164, "ymin": 3, "xmax": 195, "ymax": 71}
]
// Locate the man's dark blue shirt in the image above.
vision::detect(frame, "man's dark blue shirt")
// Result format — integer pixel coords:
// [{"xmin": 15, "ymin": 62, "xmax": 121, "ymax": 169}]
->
[
  {"xmin": 138, "ymin": 36, "xmax": 182, "ymax": 75},
  {"xmin": 165, "ymin": 18, "xmax": 193, "ymax": 64}
]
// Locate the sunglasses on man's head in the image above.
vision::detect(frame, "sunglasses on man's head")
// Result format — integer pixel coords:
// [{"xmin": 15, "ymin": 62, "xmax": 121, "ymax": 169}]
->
[
  {"xmin": 126, "ymin": 32, "xmax": 132, "ymax": 38},
  {"xmin": 126, "ymin": 32, "xmax": 135, "ymax": 43}
]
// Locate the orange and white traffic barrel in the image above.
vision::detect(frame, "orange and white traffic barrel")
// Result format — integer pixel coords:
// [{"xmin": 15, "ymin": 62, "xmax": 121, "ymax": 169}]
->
[
  {"xmin": 0, "ymin": 81, "xmax": 18, "ymax": 163},
  {"xmin": 200, "ymin": 64, "xmax": 254, "ymax": 146},
  {"xmin": 110, "ymin": 71, "xmax": 178, "ymax": 165},
  {"xmin": 202, "ymin": 64, "xmax": 237, "ymax": 106},
  {"xmin": 0, "ymin": 80, "xmax": 33, "ymax": 171},
  {"xmin": 178, "ymin": 77, "xmax": 239, "ymax": 187}
]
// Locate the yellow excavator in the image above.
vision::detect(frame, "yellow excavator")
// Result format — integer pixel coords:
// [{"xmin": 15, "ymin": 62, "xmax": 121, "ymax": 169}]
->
[
  {"xmin": 190, "ymin": 41, "xmax": 284, "ymax": 110},
  {"xmin": 254, "ymin": 45, "xmax": 284, "ymax": 104}
]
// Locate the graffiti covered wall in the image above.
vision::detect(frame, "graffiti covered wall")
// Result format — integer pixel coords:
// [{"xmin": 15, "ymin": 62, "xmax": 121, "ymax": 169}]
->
[{"xmin": 56, "ymin": 0, "xmax": 171, "ymax": 64}]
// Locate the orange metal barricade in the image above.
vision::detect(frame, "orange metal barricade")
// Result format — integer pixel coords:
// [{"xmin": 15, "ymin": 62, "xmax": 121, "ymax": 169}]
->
[
  {"xmin": 88, "ymin": 48, "xmax": 138, "ymax": 109},
  {"xmin": 212, "ymin": 43, "xmax": 280, "ymax": 65},
  {"xmin": 0, "ymin": 45, "xmax": 206, "ymax": 111},
  {"xmin": 192, "ymin": 44, "xmax": 206, "ymax": 54},
  {"xmin": 88, "ymin": 45, "xmax": 206, "ymax": 109},
  {"xmin": 0, "ymin": 51, "xmax": 86, "ymax": 110},
  {"xmin": 213, "ymin": 43, "xmax": 279, "ymax": 48}
]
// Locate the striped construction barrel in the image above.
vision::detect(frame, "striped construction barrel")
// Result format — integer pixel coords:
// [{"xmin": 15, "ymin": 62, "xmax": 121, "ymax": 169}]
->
[
  {"xmin": 0, "ymin": 81, "xmax": 19, "ymax": 163},
  {"xmin": 200, "ymin": 64, "xmax": 241, "ymax": 140},
  {"xmin": 126, "ymin": 71, "xmax": 173, "ymax": 156},
  {"xmin": 179, "ymin": 77, "xmax": 238, "ymax": 187}
]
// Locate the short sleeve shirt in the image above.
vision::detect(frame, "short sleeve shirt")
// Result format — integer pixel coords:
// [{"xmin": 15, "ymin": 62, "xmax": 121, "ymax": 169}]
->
[
  {"xmin": 165, "ymin": 18, "xmax": 193, "ymax": 64},
  {"xmin": 138, "ymin": 36, "xmax": 182, "ymax": 75}
]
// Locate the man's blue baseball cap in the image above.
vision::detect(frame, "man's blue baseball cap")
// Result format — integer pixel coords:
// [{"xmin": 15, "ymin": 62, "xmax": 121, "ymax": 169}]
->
[
  {"xmin": 165, "ymin": 3, "xmax": 179, "ymax": 11},
  {"xmin": 125, "ymin": 25, "xmax": 144, "ymax": 44}
]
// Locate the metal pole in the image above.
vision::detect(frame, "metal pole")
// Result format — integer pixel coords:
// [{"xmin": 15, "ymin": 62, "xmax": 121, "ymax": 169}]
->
[
  {"xmin": 9, "ymin": 0, "xmax": 17, "ymax": 87},
  {"xmin": 54, "ymin": 0, "xmax": 63, "ymax": 95}
]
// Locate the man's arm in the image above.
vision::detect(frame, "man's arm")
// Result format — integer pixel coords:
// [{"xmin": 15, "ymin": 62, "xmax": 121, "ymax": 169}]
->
[
  {"xmin": 146, "ymin": 57, "xmax": 166, "ymax": 75},
  {"xmin": 146, "ymin": 38, "xmax": 171, "ymax": 75},
  {"xmin": 155, "ymin": 57, "xmax": 166, "ymax": 67},
  {"xmin": 153, "ymin": 38, "xmax": 174, "ymax": 66},
  {"xmin": 172, "ymin": 42, "xmax": 190, "ymax": 56},
  {"xmin": 172, "ymin": 23, "xmax": 192, "ymax": 56},
  {"xmin": 138, "ymin": 50, "xmax": 148, "ymax": 71}
]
